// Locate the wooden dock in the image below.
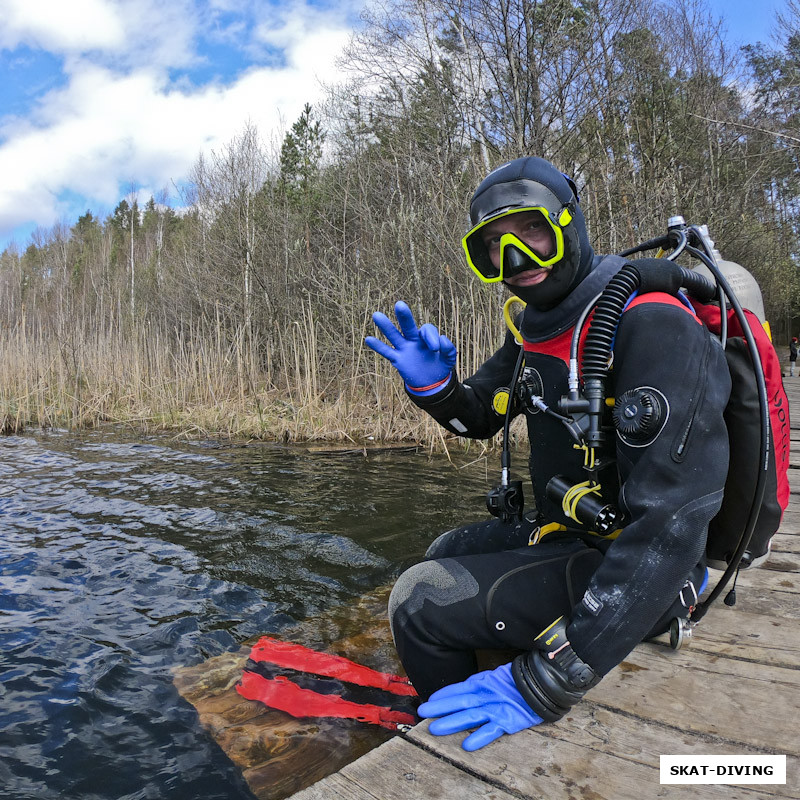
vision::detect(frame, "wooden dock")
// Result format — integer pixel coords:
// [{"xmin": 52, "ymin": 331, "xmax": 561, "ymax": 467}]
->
[{"xmin": 288, "ymin": 382, "xmax": 800, "ymax": 800}]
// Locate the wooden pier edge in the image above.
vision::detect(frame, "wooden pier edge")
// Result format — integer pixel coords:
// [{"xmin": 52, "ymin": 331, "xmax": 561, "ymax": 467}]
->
[{"xmin": 287, "ymin": 382, "xmax": 800, "ymax": 800}]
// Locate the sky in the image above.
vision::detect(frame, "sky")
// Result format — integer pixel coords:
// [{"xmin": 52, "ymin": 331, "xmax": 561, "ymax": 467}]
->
[
  {"xmin": 0, "ymin": 0, "xmax": 787, "ymax": 253},
  {"xmin": 0, "ymin": 0, "xmax": 361, "ymax": 252},
  {"xmin": 706, "ymin": 0, "xmax": 783, "ymax": 46}
]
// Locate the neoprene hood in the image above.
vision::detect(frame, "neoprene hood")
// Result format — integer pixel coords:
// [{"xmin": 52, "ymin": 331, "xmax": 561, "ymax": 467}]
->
[{"xmin": 465, "ymin": 157, "xmax": 594, "ymax": 308}]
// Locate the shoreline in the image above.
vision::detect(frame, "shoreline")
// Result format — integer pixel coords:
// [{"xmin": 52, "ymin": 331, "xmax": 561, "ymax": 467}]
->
[{"xmin": 1, "ymin": 403, "xmax": 517, "ymax": 460}]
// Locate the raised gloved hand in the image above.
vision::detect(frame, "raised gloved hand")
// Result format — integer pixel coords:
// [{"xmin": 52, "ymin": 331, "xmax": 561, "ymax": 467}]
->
[
  {"xmin": 417, "ymin": 663, "xmax": 542, "ymax": 751},
  {"xmin": 365, "ymin": 301, "xmax": 457, "ymax": 395}
]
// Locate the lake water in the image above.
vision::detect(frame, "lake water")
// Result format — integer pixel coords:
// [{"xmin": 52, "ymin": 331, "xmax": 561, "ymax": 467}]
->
[{"xmin": 0, "ymin": 429, "xmax": 495, "ymax": 800}]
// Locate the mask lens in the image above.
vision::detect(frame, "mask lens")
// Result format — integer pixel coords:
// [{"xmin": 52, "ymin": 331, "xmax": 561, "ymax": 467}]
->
[{"xmin": 462, "ymin": 207, "xmax": 565, "ymax": 282}]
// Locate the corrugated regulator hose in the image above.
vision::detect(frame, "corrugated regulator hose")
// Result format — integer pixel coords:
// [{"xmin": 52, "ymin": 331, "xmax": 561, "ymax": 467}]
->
[
  {"xmin": 581, "ymin": 264, "xmax": 641, "ymax": 383},
  {"xmin": 579, "ymin": 264, "xmax": 641, "ymax": 446}
]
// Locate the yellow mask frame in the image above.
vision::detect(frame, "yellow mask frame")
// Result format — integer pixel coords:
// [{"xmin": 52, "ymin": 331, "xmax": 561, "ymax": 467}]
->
[{"xmin": 462, "ymin": 206, "xmax": 574, "ymax": 283}]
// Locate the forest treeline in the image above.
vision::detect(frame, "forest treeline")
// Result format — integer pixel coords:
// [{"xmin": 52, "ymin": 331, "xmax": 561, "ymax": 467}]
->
[{"xmin": 1, "ymin": 0, "xmax": 799, "ymax": 446}]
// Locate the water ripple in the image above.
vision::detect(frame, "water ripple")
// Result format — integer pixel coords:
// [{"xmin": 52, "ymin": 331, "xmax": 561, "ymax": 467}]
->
[{"xmin": 0, "ymin": 427, "xmax": 493, "ymax": 800}]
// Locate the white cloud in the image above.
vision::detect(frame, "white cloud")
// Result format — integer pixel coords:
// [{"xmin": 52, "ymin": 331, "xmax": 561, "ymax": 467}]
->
[
  {"xmin": 0, "ymin": 0, "xmax": 126, "ymax": 52},
  {"xmin": 0, "ymin": 2, "xmax": 354, "ymax": 238},
  {"xmin": 1, "ymin": 0, "xmax": 202, "ymax": 72}
]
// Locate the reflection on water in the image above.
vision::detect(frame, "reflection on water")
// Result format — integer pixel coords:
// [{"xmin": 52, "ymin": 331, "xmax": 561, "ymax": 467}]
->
[{"xmin": 0, "ymin": 429, "xmax": 494, "ymax": 800}]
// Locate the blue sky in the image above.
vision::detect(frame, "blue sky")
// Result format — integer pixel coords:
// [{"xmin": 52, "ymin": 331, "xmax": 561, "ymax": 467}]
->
[
  {"xmin": 706, "ymin": 0, "xmax": 782, "ymax": 46},
  {"xmin": 0, "ymin": 0, "xmax": 787, "ymax": 253}
]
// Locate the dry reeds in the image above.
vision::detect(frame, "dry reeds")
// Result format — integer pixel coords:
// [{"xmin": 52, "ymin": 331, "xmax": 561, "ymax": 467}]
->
[{"xmin": 0, "ymin": 298, "xmax": 520, "ymax": 451}]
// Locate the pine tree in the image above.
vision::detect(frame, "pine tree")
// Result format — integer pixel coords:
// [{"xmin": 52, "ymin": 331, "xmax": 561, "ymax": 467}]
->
[{"xmin": 279, "ymin": 103, "xmax": 326, "ymax": 208}]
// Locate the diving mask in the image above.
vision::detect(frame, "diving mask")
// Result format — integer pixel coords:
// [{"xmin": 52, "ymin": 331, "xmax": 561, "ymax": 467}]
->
[{"xmin": 462, "ymin": 205, "xmax": 574, "ymax": 283}]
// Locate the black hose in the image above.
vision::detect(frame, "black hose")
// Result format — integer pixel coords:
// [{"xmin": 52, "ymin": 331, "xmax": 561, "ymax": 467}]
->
[
  {"xmin": 581, "ymin": 264, "xmax": 641, "ymax": 382},
  {"xmin": 666, "ymin": 229, "xmax": 689, "ymax": 261},
  {"xmin": 677, "ymin": 266, "xmax": 716, "ymax": 303},
  {"xmin": 687, "ymin": 235, "xmax": 770, "ymax": 620},
  {"xmin": 577, "ymin": 264, "xmax": 642, "ymax": 447},
  {"xmin": 567, "ymin": 291, "xmax": 604, "ymax": 401},
  {"xmin": 618, "ymin": 234, "xmax": 675, "ymax": 257},
  {"xmin": 500, "ymin": 345, "xmax": 526, "ymax": 482}
]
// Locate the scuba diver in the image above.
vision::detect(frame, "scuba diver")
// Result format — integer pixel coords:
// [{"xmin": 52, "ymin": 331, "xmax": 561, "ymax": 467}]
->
[{"xmin": 365, "ymin": 156, "xmax": 733, "ymax": 751}]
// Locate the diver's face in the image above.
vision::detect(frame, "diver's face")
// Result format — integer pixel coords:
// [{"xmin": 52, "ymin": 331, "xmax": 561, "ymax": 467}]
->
[
  {"xmin": 481, "ymin": 211, "xmax": 555, "ymax": 285},
  {"xmin": 481, "ymin": 209, "xmax": 576, "ymax": 309}
]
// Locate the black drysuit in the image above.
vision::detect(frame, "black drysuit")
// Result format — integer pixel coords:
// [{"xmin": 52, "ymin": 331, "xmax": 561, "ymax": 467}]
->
[{"xmin": 388, "ymin": 255, "xmax": 732, "ymax": 700}]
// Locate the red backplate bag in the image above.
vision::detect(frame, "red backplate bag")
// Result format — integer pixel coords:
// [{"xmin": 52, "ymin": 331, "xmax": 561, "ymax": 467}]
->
[{"xmin": 691, "ymin": 302, "xmax": 790, "ymax": 568}]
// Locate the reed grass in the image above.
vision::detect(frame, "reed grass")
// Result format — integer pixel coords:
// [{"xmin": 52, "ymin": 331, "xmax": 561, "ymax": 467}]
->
[{"xmin": 0, "ymin": 302, "xmax": 526, "ymax": 452}]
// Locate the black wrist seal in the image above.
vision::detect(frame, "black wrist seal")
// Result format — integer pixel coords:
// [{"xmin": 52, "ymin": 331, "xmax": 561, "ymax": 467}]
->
[{"xmin": 512, "ymin": 616, "xmax": 601, "ymax": 723}]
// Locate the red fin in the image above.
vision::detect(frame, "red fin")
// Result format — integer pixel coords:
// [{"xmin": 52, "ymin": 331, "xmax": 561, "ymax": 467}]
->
[
  {"xmin": 248, "ymin": 637, "xmax": 417, "ymax": 696},
  {"xmin": 236, "ymin": 672, "xmax": 416, "ymax": 730}
]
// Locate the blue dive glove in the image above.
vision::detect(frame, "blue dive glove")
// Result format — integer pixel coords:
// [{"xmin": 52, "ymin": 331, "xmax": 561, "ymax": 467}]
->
[
  {"xmin": 417, "ymin": 663, "xmax": 543, "ymax": 751},
  {"xmin": 365, "ymin": 301, "xmax": 457, "ymax": 396}
]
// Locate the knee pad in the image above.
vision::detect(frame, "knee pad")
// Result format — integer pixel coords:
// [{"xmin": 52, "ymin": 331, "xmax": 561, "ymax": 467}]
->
[{"xmin": 388, "ymin": 560, "xmax": 479, "ymax": 641}]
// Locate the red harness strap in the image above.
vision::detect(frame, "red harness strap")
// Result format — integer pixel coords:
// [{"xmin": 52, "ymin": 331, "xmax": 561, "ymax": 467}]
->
[{"xmin": 522, "ymin": 321, "xmax": 585, "ymax": 362}]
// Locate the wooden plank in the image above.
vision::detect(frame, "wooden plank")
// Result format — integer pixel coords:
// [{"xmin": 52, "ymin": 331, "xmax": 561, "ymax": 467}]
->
[
  {"xmin": 770, "ymin": 532, "xmax": 800, "ymax": 554},
  {"xmin": 751, "ymin": 550, "xmax": 800, "ymax": 571},
  {"xmin": 666, "ymin": 605, "xmax": 800, "ymax": 669},
  {"xmin": 776, "ymin": 509, "xmax": 800, "ymax": 530},
  {"xmin": 289, "ymin": 736, "xmax": 519, "ymax": 800},
  {"xmin": 282, "ymin": 772, "xmax": 379, "ymax": 800},
  {"xmin": 732, "ymin": 565, "xmax": 799, "ymax": 597},
  {"xmin": 586, "ymin": 643, "xmax": 800, "ymax": 755},
  {"xmin": 702, "ymin": 559, "xmax": 800, "ymax": 618},
  {"xmin": 779, "ymin": 501, "xmax": 800, "ymax": 518},
  {"xmin": 407, "ymin": 705, "xmax": 799, "ymax": 800},
  {"xmin": 777, "ymin": 510, "xmax": 800, "ymax": 534},
  {"xmin": 731, "ymin": 584, "xmax": 800, "ymax": 619}
]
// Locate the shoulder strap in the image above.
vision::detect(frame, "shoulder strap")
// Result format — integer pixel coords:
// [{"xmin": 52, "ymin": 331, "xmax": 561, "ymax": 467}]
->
[{"xmin": 624, "ymin": 291, "xmax": 702, "ymax": 323}]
